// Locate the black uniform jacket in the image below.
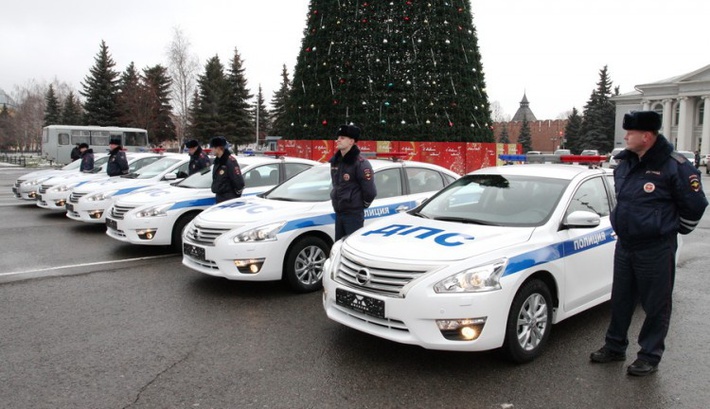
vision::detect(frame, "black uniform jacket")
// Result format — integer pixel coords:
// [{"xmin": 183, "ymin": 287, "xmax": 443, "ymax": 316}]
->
[
  {"xmin": 611, "ymin": 135, "xmax": 708, "ymax": 247},
  {"xmin": 106, "ymin": 148, "xmax": 129, "ymax": 177},
  {"xmin": 189, "ymin": 147, "xmax": 211, "ymax": 175},
  {"xmin": 211, "ymin": 150, "xmax": 245, "ymax": 202},
  {"xmin": 329, "ymin": 145, "xmax": 377, "ymax": 213}
]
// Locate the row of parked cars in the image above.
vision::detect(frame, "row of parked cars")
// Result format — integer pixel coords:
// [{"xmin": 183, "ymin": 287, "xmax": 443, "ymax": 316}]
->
[{"xmin": 14, "ymin": 151, "xmax": 619, "ymax": 362}]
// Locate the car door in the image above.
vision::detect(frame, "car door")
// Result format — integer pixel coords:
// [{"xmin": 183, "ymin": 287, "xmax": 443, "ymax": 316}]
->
[{"xmin": 559, "ymin": 175, "xmax": 615, "ymax": 313}]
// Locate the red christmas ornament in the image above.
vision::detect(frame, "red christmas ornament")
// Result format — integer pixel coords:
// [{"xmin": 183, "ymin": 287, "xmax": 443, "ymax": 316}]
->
[
  {"xmin": 404, "ymin": 16, "xmax": 410, "ymax": 22},
  {"xmin": 361, "ymin": 18, "xmax": 368, "ymax": 23},
  {"xmin": 306, "ymin": 47, "xmax": 312, "ymax": 52},
  {"xmin": 406, "ymin": 1, "xmax": 412, "ymax": 5},
  {"xmin": 458, "ymin": 7, "xmax": 464, "ymax": 12},
  {"xmin": 448, "ymin": 121, "xmax": 454, "ymax": 127},
  {"xmin": 313, "ymin": 10, "xmax": 318, "ymax": 14},
  {"xmin": 322, "ymin": 120, "xmax": 328, "ymax": 126},
  {"xmin": 339, "ymin": 78, "xmax": 346, "ymax": 84},
  {"xmin": 332, "ymin": 99, "xmax": 339, "ymax": 105},
  {"xmin": 363, "ymin": 2, "xmax": 369, "ymax": 6}
]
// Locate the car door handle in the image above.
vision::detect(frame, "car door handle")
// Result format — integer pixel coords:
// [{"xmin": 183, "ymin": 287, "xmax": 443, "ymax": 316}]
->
[{"xmin": 395, "ymin": 205, "xmax": 410, "ymax": 212}]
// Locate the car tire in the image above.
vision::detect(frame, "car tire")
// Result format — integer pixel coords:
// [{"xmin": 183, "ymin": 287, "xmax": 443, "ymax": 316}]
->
[
  {"xmin": 502, "ymin": 279, "xmax": 553, "ymax": 363},
  {"xmin": 284, "ymin": 236, "xmax": 330, "ymax": 293},
  {"xmin": 171, "ymin": 212, "xmax": 199, "ymax": 253}
]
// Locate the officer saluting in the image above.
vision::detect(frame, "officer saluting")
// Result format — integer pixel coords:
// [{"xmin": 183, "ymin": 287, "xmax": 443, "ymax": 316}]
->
[
  {"xmin": 590, "ymin": 111, "xmax": 708, "ymax": 376},
  {"xmin": 209, "ymin": 136, "xmax": 244, "ymax": 203}
]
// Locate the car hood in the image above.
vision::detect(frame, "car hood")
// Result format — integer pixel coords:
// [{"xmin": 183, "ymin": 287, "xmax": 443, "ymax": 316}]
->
[
  {"xmin": 342, "ymin": 213, "xmax": 535, "ymax": 263},
  {"xmin": 116, "ymin": 185, "xmax": 276, "ymax": 209},
  {"xmin": 196, "ymin": 196, "xmax": 325, "ymax": 228},
  {"xmin": 20, "ymin": 168, "xmax": 68, "ymax": 181},
  {"xmin": 74, "ymin": 177, "xmax": 161, "ymax": 195},
  {"xmin": 42, "ymin": 172, "xmax": 109, "ymax": 187}
]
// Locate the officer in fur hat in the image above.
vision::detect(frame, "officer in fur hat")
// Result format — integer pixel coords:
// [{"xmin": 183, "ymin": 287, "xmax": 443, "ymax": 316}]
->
[
  {"xmin": 185, "ymin": 139, "xmax": 211, "ymax": 175},
  {"xmin": 210, "ymin": 137, "xmax": 244, "ymax": 203},
  {"xmin": 106, "ymin": 136, "xmax": 129, "ymax": 177},
  {"xmin": 590, "ymin": 111, "xmax": 707, "ymax": 376},
  {"xmin": 329, "ymin": 124, "xmax": 377, "ymax": 241},
  {"xmin": 78, "ymin": 143, "xmax": 94, "ymax": 173}
]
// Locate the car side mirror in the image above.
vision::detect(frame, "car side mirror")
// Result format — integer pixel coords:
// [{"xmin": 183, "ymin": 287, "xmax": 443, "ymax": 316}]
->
[
  {"xmin": 563, "ymin": 210, "xmax": 600, "ymax": 228},
  {"xmin": 164, "ymin": 173, "xmax": 177, "ymax": 180}
]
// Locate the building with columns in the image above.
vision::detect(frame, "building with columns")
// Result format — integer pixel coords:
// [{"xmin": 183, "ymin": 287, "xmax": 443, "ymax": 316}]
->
[{"xmin": 612, "ymin": 64, "xmax": 710, "ymax": 155}]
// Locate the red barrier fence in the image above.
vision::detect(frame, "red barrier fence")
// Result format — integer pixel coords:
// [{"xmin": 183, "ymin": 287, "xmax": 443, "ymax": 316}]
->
[{"xmin": 277, "ymin": 140, "xmax": 522, "ymax": 176}]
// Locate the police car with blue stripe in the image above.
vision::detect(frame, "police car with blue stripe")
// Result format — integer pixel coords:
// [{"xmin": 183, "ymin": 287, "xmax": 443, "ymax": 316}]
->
[
  {"xmin": 181, "ymin": 159, "xmax": 460, "ymax": 293},
  {"xmin": 323, "ymin": 161, "xmax": 617, "ymax": 362},
  {"xmin": 36, "ymin": 153, "xmax": 163, "ymax": 210},
  {"xmin": 105, "ymin": 155, "xmax": 317, "ymax": 251},
  {"xmin": 66, "ymin": 154, "xmax": 191, "ymax": 223}
]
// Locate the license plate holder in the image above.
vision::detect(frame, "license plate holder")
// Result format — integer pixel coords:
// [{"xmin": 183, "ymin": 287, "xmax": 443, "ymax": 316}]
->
[
  {"xmin": 336, "ymin": 288, "xmax": 385, "ymax": 319},
  {"xmin": 106, "ymin": 218, "xmax": 118, "ymax": 230},
  {"xmin": 183, "ymin": 243, "xmax": 205, "ymax": 261}
]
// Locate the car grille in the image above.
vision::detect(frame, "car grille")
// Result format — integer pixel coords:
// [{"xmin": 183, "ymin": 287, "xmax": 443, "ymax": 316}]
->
[
  {"xmin": 333, "ymin": 304, "xmax": 409, "ymax": 332},
  {"xmin": 111, "ymin": 205, "xmax": 135, "ymax": 220},
  {"xmin": 39, "ymin": 184, "xmax": 51, "ymax": 194},
  {"xmin": 14, "ymin": 180, "xmax": 24, "ymax": 188},
  {"xmin": 336, "ymin": 252, "xmax": 431, "ymax": 297},
  {"xmin": 69, "ymin": 192, "xmax": 86, "ymax": 203},
  {"xmin": 184, "ymin": 256, "xmax": 219, "ymax": 270},
  {"xmin": 185, "ymin": 224, "xmax": 231, "ymax": 246}
]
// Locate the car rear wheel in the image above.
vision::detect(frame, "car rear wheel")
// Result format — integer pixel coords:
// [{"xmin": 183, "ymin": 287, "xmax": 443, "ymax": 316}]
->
[
  {"xmin": 502, "ymin": 279, "xmax": 553, "ymax": 363},
  {"xmin": 284, "ymin": 236, "xmax": 329, "ymax": 293}
]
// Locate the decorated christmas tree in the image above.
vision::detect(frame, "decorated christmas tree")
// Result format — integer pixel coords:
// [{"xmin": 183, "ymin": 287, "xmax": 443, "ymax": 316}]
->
[{"xmin": 284, "ymin": 0, "xmax": 493, "ymax": 142}]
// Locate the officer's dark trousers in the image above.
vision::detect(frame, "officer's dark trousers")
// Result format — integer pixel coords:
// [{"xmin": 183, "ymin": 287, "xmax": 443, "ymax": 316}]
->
[
  {"xmin": 334, "ymin": 210, "xmax": 364, "ymax": 242},
  {"xmin": 604, "ymin": 235, "xmax": 677, "ymax": 364}
]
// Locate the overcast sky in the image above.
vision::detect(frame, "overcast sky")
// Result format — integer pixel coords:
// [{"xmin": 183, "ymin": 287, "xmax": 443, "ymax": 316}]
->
[{"xmin": 2, "ymin": 0, "xmax": 709, "ymax": 121}]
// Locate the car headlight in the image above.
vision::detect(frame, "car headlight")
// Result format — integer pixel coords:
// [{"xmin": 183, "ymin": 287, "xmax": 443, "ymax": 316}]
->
[
  {"xmin": 232, "ymin": 221, "xmax": 286, "ymax": 243},
  {"xmin": 22, "ymin": 179, "xmax": 42, "ymax": 187},
  {"xmin": 50, "ymin": 184, "xmax": 71, "ymax": 193},
  {"xmin": 433, "ymin": 258, "xmax": 508, "ymax": 293},
  {"xmin": 86, "ymin": 190, "xmax": 117, "ymax": 202},
  {"xmin": 135, "ymin": 203, "xmax": 174, "ymax": 218}
]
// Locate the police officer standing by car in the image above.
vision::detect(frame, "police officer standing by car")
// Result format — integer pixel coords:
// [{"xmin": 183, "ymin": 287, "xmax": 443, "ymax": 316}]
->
[
  {"xmin": 78, "ymin": 143, "xmax": 94, "ymax": 173},
  {"xmin": 185, "ymin": 139, "xmax": 211, "ymax": 175},
  {"xmin": 329, "ymin": 124, "xmax": 377, "ymax": 241},
  {"xmin": 590, "ymin": 111, "xmax": 708, "ymax": 376},
  {"xmin": 210, "ymin": 136, "xmax": 244, "ymax": 203},
  {"xmin": 106, "ymin": 136, "xmax": 129, "ymax": 177}
]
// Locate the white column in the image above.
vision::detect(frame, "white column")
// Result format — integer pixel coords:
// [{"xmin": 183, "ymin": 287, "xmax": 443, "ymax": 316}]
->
[
  {"xmin": 662, "ymin": 99, "xmax": 673, "ymax": 141},
  {"xmin": 676, "ymin": 97, "xmax": 691, "ymax": 151},
  {"xmin": 701, "ymin": 96, "xmax": 710, "ymax": 156},
  {"xmin": 642, "ymin": 99, "xmax": 651, "ymax": 111}
]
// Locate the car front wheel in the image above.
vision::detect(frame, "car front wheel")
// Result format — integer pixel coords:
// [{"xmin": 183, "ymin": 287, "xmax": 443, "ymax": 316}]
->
[
  {"xmin": 284, "ymin": 236, "xmax": 330, "ymax": 293},
  {"xmin": 502, "ymin": 279, "xmax": 553, "ymax": 363}
]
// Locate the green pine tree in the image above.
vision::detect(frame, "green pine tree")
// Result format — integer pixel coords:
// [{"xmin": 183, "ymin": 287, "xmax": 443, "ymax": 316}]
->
[
  {"xmin": 44, "ymin": 85, "xmax": 62, "ymax": 126},
  {"xmin": 285, "ymin": 0, "xmax": 493, "ymax": 141},
  {"xmin": 223, "ymin": 48, "xmax": 254, "ymax": 145},
  {"xmin": 116, "ymin": 62, "xmax": 147, "ymax": 128},
  {"xmin": 269, "ymin": 64, "xmax": 291, "ymax": 137},
  {"xmin": 143, "ymin": 64, "xmax": 176, "ymax": 144},
  {"xmin": 563, "ymin": 107, "xmax": 583, "ymax": 153},
  {"xmin": 499, "ymin": 123, "xmax": 510, "ymax": 144},
  {"xmin": 81, "ymin": 40, "xmax": 120, "ymax": 126},
  {"xmin": 255, "ymin": 85, "xmax": 270, "ymax": 145},
  {"xmin": 579, "ymin": 66, "xmax": 615, "ymax": 153},
  {"xmin": 517, "ymin": 116, "xmax": 533, "ymax": 152},
  {"xmin": 61, "ymin": 92, "xmax": 83, "ymax": 125},
  {"xmin": 192, "ymin": 55, "xmax": 228, "ymax": 140}
]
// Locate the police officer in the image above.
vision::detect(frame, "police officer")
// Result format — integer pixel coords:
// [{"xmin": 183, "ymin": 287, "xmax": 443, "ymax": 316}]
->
[
  {"xmin": 70, "ymin": 143, "xmax": 81, "ymax": 161},
  {"xmin": 210, "ymin": 136, "xmax": 244, "ymax": 203},
  {"xmin": 106, "ymin": 136, "xmax": 129, "ymax": 177},
  {"xmin": 590, "ymin": 111, "xmax": 708, "ymax": 376},
  {"xmin": 185, "ymin": 139, "xmax": 211, "ymax": 175},
  {"xmin": 78, "ymin": 143, "xmax": 94, "ymax": 173},
  {"xmin": 329, "ymin": 124, "xmax": 377, "ymax": 241}
]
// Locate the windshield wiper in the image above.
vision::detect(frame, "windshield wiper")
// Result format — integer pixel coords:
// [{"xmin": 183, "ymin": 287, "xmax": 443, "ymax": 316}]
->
[
  {"xmin": 433, "ymin": 216, "xmax": 496, "ymax": 225},
  {"xmin": 412, "ymin": 211, "xmax": 431, "ymax": 219}
]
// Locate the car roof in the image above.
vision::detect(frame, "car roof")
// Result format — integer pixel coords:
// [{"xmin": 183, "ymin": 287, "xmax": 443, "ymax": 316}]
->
[{"xmin": 467, "ymin": 163, "xmax": 605, "ymax": 180}]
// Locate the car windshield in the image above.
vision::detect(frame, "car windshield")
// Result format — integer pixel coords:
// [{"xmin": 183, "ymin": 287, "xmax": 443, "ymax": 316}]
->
[
  {"xmin": 415, "ymin": 174, "xmax": 569, "ymax": 226},
  {"xmin": 126, "ymin": 157, "xmax": 183, "ymax": 179},
  {"xmin": 176, "ymin": 167, "xmax": 213, "ymax": 189},
  {"xmin": 264, "ymin": 165, "xmax": 331, "ymax": 202},
  {"xmin": 62, "ymin": 155, "xmax": 109, "ymax": 170}
]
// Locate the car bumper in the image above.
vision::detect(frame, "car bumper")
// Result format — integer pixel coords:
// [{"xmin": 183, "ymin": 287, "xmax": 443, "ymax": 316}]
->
[
  {"xmin": 322, "ymin": 276, "xmax": 512, "ymax": 352},
  {"xmin": 36, "ymin": 192, "xmax": 70, "ymax": 211},
  {"xmin": 181, "ymin": 239, "xmax": 284, "ymax": 282},
  {"xmin": 106, "ymin": 216, "xmax": 174, "ymax": 246},
  {"xmin": 66, "ymin": 200, "xmax": 109, "ymax": 223}
]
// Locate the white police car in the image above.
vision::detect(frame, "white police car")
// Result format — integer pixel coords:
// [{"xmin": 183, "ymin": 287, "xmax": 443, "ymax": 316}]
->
[
  {"xmin": 323, "ymin": 163, "xmax": 617, "ymax": 362},
  {"xmin": 105, "ymin": 155, "xmax": 317, "ymax": 250},
  {"xmin": 66, "ymin": 154, "xmax": 190, "ymax": 223},
  {"xmin": 182, "ymin": 159, "xmax": 460, "ymax": 293},
  {"xmin": 13, "ymin": 155, "xmax": 113, "ymax": 201},
  {"xmin": 36, "ymin": 153, "xmax": 163, "ymax": 211}
]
